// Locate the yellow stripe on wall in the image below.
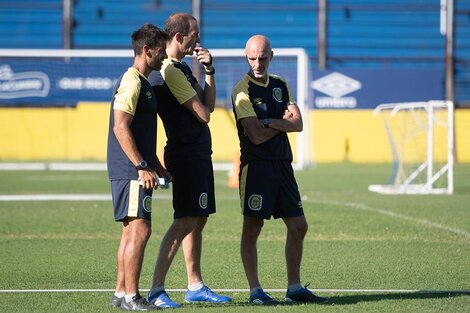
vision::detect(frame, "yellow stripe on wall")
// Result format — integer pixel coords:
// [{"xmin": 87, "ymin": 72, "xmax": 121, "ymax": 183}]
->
[{"xmin": 0, "ymin": 103, "xmax": 469, "ymax": 163}]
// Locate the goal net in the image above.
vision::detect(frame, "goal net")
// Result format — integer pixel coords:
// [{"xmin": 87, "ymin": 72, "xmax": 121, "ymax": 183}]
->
[
  {"xmin": 0, "ymin": 48, "xmax": 312, "ymax": 169},
  {"xmin": 368, "ymin": 100, "xmax": 454, "ymax": 195}
]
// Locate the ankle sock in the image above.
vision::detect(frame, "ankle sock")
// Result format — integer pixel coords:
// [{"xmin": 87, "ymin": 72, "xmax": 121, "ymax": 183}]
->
[
  {"xmin": 149, "ymin": 286, "xmax": 165, "ymax": 297},
  {"xmin": 114, "ymin": 291, "xmax": 125, "ymax": 298},
  {"xmin": 188, "ymin": 281, "xmax": 204, "ymax": 291},
  {"xmin": 287, "ymin": 283, "xmax": 302, "ymax": 293},
  {"xmin": 124, "ymin": 293, "xmax": 137, "ymax": 303},
  {"xmin": 250, "ymin": 287, "xmax": 263, "ymax": 296}
]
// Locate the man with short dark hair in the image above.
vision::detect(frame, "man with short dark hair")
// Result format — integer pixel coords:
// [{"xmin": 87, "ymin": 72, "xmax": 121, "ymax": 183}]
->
[{"xmin": 107, "ymin": 23, "xmax": 168, "ymax": 311}]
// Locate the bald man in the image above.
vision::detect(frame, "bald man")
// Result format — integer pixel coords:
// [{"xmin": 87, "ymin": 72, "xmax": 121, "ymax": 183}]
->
[{"xmin": 231, "ymin": 35, "xmax": 329, "ymax": 305}]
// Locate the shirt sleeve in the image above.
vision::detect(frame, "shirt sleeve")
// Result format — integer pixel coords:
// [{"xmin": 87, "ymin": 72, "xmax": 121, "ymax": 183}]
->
[
  {"xmin": 232, "ymin": 80, "xmax": 257, "ymax": 120},
  {"xmin": 113, "ymin": 69, "xmax": 141, "ymax": 115},
  {"xmin": 162, "ymin": 64, "xmax": 197, "ymax": 105},
  {"xmin": 286, "ymin": 81, "xmax": 296, "ymax": 105}
]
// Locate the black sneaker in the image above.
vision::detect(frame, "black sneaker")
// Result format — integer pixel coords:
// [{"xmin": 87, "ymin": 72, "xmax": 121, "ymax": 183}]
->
[
  {"xmin": 120, "ymin": 295, "xmax": 161, "ymax": 311},
  {"xmin": 249, "ymin": 289, "xmax": 280, "ymax": 305},
  {"xmin": 111, "ymin": 294, "xmax": 124, "ymax": 308},
  {"xmin": 285, "ymin": 283, "xmax": 329, "ymax": 304}
]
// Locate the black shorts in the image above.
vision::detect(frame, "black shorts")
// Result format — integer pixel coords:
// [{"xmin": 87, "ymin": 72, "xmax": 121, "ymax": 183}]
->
[
  {"xmin": 111, "ymin": 180, "xmax": 154, "ymax": 221},
  {"xmin": 169, "ymin": 160, "xmax": 216, "ymax": 219},
  {"xmin": 239, "ymin": 160, "xmax": 303, "ymax": 219}
]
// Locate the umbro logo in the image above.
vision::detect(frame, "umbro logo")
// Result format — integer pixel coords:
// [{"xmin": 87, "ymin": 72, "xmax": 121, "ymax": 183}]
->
[{"xmin": 311, "ymin": 72, "xmax": 361, "ymax": 97}]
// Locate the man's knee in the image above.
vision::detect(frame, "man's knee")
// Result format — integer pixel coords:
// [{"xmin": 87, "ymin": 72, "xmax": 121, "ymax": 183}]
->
[
  {"xmin": 126, "ymin": 217, "xmax": 152, "ymax": 242},
  {"xmin": 173, "ymin": 217, "xmax": 199, "ymax": 236},
  {"xmin": 287, "ymin": 217, "xmax": 308, "ymax": 239},
  {"xmin": 242, "ymin": 216, "xmax": 264, "ymax": 239},
  {"xmin": 193, "ymin": 217, "xmax": 208, "ymax": 232}
]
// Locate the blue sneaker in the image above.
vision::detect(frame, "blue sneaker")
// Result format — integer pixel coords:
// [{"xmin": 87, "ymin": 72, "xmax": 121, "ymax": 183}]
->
[
  {"xmin": 147, "ymin": 290, "xmax": 181, "ymax": 308},
  {"xmin": 185, "ymin": 285, "xmax": 231, "ymax": 303},
  {"xmin": 285, "ymin": 283, "xmax": 329, "ymax": 304},
  {"xmin": 249, "ymin": 289, "xmax": 280, "ymax": 305}
]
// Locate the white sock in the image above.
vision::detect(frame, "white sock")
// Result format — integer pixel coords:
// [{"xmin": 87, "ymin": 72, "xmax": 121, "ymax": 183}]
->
[
  {"xmin": 114, "ymin": 291, "xmax": 125, "ymax": 298},
  {"xmin": 188, "ymin": 281, "xmax": 204, "ymax": 291},
  {"xmin": 124, "ymin": 293, "xmax": 137, "ymax": 303},
  {"xmin": 149, "ymin": 286, "xmax": 165, "ymax": 297},
  {"xmin": 287, "ymin": 283, "xmax": 302, "ymax": 292},
  {"xmin": 250, "ymin": 287, "xmax": 263, "ymax": 296}
]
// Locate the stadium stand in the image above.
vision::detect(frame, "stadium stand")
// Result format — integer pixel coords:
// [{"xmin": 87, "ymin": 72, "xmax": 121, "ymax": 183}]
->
[
  {"xmin": 0, "ymin": 0, "xmax": 468, "ymax": 105},
  {"xmin": 0, "ymin": 0, "xmax": 63, "ymax": 48},
  {"xmin": 202, "ymin": 0, "xmax": 317, "ymax": 56},
  {"xmin": 72, "ymin": 0, "xmax": 191, "ymax": 48},
  {"xmin": 455, "ymin": 1, "xmax": 470, "ymax": 102}
]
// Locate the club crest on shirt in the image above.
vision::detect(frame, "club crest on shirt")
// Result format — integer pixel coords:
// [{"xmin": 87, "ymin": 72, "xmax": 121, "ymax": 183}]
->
[
  {"xmin": 272, "ymin": 88, "xmax": 283, "ymax": 103},
  {"xmin": 143, "ymin": 196, "xmax": 152, "ymax": 213},
  {"xmin": 248, "ymin": 194, "xmax": 263, "ymax": 211},
  {"xmin": 146, "ymin": 91, "xmax": 153, "ymax": 100},
  {"xmin": 199, "ymin": 192, "xmax": 208, "ymax": 209}
]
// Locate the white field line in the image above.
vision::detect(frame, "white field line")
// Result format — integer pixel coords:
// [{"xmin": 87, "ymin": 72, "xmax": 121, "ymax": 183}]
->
[
  {"xmin": 0, "ymin": 193, "xmax": 468, "ymax": 240},
  {"xmin": 0, "ymin": 162, "xmax": 232, "ymax": 171},
  {"xmin": 306, "ymin": 198, "xmax": 470, "ymax": 240},
  {"xmin": 0, "ymin": 288, "xmax": 468, "ymax": 294},
  {"xmin": 0, "ymin": 194, "xmax": 172, "ymax": 201}
]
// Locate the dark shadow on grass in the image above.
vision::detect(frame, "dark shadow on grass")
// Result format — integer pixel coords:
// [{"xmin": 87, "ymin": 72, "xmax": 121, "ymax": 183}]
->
[
  {"xmin": 181, "ymin": 301, "xmax": 263, "ymax": 309},
  {"xmin": 326, "ymin": 291, "xmax": 470, "ymax": 306},
  {"xmin": 176, "ymin": 292, "xmax": 470, "ymax": 308}
]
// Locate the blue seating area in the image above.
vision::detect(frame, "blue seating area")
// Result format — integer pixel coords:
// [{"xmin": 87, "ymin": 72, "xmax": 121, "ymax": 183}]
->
[
  {"xmin": 327, "ymin": 1, "xmax": 445, "ymax": 65},
  {"xmin": 202, "ymin": 0, "xmax": 316, "ymax": 55},
  {"xmin": 72, "ymin": 0, "xmax": 191, "ymax": 48},
  {"xmin": 455, "ymin": 1, "xmax": 470, "ymax": 100},
  {"xmin": 0, "ymin": 0, "xmax": 468, "ymax": 104},
  {"xmin": 0, "ymin": 0, "xmax": 62, "ymax": 48}
]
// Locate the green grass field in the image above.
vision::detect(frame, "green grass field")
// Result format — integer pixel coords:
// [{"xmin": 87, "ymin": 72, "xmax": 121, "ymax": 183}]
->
[{"xmin": 0, "ymin": 163, "xmax": 469, "ymax": 312}]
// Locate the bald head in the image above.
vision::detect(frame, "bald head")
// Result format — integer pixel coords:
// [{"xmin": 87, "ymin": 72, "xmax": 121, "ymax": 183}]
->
[
  {"xmin": 244, "ymin": 35, "xmax": 273, "ymax": 82},
  {"xmin": 245, "ymin": 35, "xmax": 272, "ymax": 55}
]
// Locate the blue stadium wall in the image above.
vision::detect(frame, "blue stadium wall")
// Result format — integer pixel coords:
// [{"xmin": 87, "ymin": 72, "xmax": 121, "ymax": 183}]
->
[{"xmin": 0, "ymin": 0, "xmax": 469, "ymax": 162}]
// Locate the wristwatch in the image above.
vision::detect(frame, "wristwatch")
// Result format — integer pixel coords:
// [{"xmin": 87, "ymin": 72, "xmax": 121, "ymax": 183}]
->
[
  {"xmin": 205, "ymin": 66, "xmax": 215, "ymax": 75},
  {"xmin": 135, "ymin": 160, "xmax": 148, "ymax": 171}
]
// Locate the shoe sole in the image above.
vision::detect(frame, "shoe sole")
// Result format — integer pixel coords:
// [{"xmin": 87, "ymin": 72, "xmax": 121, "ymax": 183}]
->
[
  {"xmin": 285, "ymin": 296, "xmax": 329, "ymax": 304},
  {"xmin": 185, "ymin": 296, "xmax": 231, "ymax": 303}
]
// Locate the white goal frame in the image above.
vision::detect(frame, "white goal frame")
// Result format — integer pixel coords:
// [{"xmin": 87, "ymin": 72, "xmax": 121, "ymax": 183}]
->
[
  {"xmin": 368, "ymin": 100, "xmax": 454, "ymax": 195},
  {"xmin": 0, "ymin": 48, "xmax": 312, "ymax": 170}
]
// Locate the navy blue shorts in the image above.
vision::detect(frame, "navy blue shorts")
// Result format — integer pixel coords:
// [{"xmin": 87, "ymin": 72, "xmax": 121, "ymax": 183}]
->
[
  {"xmin": 239, "ymin": 160, "xmax": 303, "ymax": 219},
  {"xmin": 111, "ymin": 180, "xmax": 154, "ymax": 221},
  {"xmin": 169, "ymin": 160, "xmax": 216, "ymax": 219}
]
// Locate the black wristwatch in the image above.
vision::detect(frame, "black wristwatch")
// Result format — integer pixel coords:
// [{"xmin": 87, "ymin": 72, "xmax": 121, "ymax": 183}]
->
[
  {"xmin": 205, "ymin": 66, "xmax": 215, "ymax": 75},
  {"xmin": 135, "ymin": 160, "xmax": 148, "ymax": 171}
]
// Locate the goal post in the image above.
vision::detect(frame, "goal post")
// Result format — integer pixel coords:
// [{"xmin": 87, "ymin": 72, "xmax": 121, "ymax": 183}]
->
[
  {"xmin": 369, "ymin": 100, "xmax": 454, "ymax": 195},
  {"xmin": 0, "ymin": 48, "xmax": 312, "ymax": 169}
]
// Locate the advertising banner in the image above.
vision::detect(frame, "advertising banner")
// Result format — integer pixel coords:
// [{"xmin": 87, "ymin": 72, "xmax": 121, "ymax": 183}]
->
[
  {"xmin": 0, "ymin": 58, "xmax": 131, "ymax": 106},
  {"xmin": 311, "ymin": 69, "xmax": 443, "ymax": 109},
  {"xmin": 1, "ymin": 59, "xmax": 443, "ymax": 110}
]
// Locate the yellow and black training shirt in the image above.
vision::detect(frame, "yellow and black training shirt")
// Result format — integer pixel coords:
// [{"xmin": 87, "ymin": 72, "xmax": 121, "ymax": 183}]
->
[
  {"xmin": 107, "ymin": 67, "xmax": 157, "ymax": 180},
  {"xmin": 232, "ymin": 73, "xmax": 295, "ymax": 163},
  {"xmin": 148, "ymin": 58, "xmax": 212, "ymax": 167}
]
